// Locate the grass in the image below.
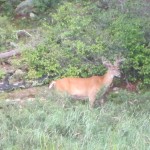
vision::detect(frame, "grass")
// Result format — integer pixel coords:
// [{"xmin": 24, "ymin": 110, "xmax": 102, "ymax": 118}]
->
[{"xmin": 0, "ymin": 90, "xmax": 150, "ymax": 150}]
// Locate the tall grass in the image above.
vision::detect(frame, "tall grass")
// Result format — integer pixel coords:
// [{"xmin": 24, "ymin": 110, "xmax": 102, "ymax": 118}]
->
[{"xmin": 0, "ymin": 90, "xmax": 150, "ymax": 150}]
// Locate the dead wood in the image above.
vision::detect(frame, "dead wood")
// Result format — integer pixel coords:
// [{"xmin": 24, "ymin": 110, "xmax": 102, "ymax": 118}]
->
[{"xmin": 0, "ymin": 49, "xmax": 21, "ymax": 59}]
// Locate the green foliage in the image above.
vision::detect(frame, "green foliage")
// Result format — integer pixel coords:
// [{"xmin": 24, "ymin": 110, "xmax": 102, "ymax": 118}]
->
[
  {"xmin": 109, "ymin": 15, "xmax": 150, "ymax": 84},
  {"xmin": 0, "ymin": 0, "xmax": 60, "ymax": 16},
  {"xmin": 0, "ymin": 0, "xmax": 21, "ymax": 16},
  {"xmin": 0, "ymin": 91, "xmax": 150, "ymax": 149},
  {"xmin": 33, "ymin": 0, "xmax": 61, "ymax": 12},
  {"xmin": 0, "ymin": 16, "xmax": 17, "ymax": 52},
  {"xmin": 23, "ymin": 44, "xmax": 61, "ymax": 79},
  {"xmin": 0, "ymin": 68, "xmax": 5, "ymax": 79},
  {"xmin": 24, "ymin": 2, "xmax": 107, "ymax": 80},
  {"xmin": 20, "ymin": 0, "xmax": 150, "ymax": 87}
]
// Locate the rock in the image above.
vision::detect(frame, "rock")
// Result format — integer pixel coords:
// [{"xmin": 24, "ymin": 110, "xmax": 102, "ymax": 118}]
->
[
  {"xmin": 14, "ymin": 69, "xmax": 25, "ymax": 79},
  {"xmin": 112, "ymin": 87, "xmax": 120, "ymax": 93},
  {"xmin": 9, "ymin": 69, "xmax": 26, "ymax": 84},
  {"xmin": 29, "ymin": 12, "xmax": 36, "ymax": 18},
  {"xmin": 15, "ymin": 0, "xmax": 34, "ymax": 18},
  {"xmin": 17, "ymin": 30, "xmax": 32, "ymax": 39}
]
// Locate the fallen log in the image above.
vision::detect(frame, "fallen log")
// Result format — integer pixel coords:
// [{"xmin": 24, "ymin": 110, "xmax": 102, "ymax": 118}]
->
[{"xmin": 0, "ymin": 49, "xmax": 21, "ymax": 59}]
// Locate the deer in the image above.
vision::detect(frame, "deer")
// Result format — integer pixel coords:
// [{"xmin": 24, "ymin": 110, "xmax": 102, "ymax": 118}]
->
[{"xmin": 49, "ymin": 57, "xmax": 124, "ymax": 108}]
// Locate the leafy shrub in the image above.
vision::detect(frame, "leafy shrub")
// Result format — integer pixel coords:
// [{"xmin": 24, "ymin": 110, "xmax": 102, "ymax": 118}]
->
[
  {"xmin": 0, "ymin": 0, "xmax": 60, "ymax": 17},
  {"xmin": 109, "ymin": 15, "xmax": 150, "ymax": 85},
  {"xmin": 24, "ymin": 43, "xmax": 62, "ymax": 79},
  {"xmin": 23, "ymin": 2, "xmax": 108, "ymax": 80},
  {"xmin": 0, "ymin": 16, "xmax": 17, "ymax": 52},
  {"xmin": 22, "ymin": 0, "xmax": 150, "ymax": 87},
  {"xmin": 33, "ymin": 0, "xmax": 61, "ymax": 12},
  {"xmin": 0, "ymin": 69, "xmax": 5, "ymax": 79},
  {"xmin": 0, "ymin": 0, "xmax": 21, "ymax": 16}
]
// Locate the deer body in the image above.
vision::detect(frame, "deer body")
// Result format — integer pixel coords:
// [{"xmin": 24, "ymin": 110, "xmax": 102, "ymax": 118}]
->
[{"xmin": 49, "ymin": 57, "xmax": 124, "ymax": 108}]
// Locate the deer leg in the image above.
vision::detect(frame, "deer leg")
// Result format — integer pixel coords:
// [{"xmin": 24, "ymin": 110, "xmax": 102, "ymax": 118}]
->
[
  {"xmin": 99, "ymin": 87, "xmax": 112, "ymax": 105},
  {"xmin": 89, "ymin": 95, "xmax": 96, "ymax": 108}
]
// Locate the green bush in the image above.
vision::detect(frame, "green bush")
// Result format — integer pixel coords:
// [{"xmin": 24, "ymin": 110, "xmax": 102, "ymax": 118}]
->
[
  {"xmin": 0, "ymin": 69, "xmax": 5, "ymax": 79},
  {"xmin": 0, "ymin": 16, "xmax": 17, "ymax": 52},
  {"xmin": 23, "ymin": 2, "xmax": 108, "ymax": 80},
  {"xmin": 22, "ymin": 0, "xmax": 150, "ymax": 87},
  {"xmin": 0, "ymin": 0, "xmax": 21, "ymax": 16},
  {"xmin": 33, "ymin": 0, "xmax": 60, "ymax": 12},
  {"xmin": 109, "ymin": 15, "xmax": 150, "ymax": 85},
  {"xmin": 24, "ymin": 43, "xmax": 62, "ymax": 79},
  {"xmin": 0, "ymin": 0, "xmax": 60, "ymax": 17}
]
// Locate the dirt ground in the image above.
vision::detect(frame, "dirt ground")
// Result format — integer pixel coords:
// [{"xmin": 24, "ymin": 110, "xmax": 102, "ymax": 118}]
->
[{"xmin": 0, "ymin": 85, "xmax": 49, "ymax": 101}]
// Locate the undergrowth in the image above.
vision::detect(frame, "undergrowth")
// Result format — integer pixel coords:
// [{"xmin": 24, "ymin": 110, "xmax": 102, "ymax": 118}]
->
[{"xmin": 0, "ymin": 90, "xmax": 150, "ymax": 150}]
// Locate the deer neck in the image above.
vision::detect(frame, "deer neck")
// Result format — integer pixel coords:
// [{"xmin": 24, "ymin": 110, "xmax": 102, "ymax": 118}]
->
[{"xmin": 102, "ymin": 70, "xmax": 114, "ymax": 87}]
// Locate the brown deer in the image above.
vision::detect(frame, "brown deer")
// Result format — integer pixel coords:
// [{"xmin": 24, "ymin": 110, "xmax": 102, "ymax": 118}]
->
[{"xmin": 49, "ymin": 57, "xmax": 124, "ymax": 108}]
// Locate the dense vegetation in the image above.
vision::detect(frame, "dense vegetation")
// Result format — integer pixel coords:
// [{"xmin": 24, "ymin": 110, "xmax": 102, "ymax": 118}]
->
[
  {"xmin": 0, "ymin": 0, "xmax": 150, "ymax": 87},
  {"xmin": 0, "ymin": 1, "xmax": 150, "ymax": 149}
]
